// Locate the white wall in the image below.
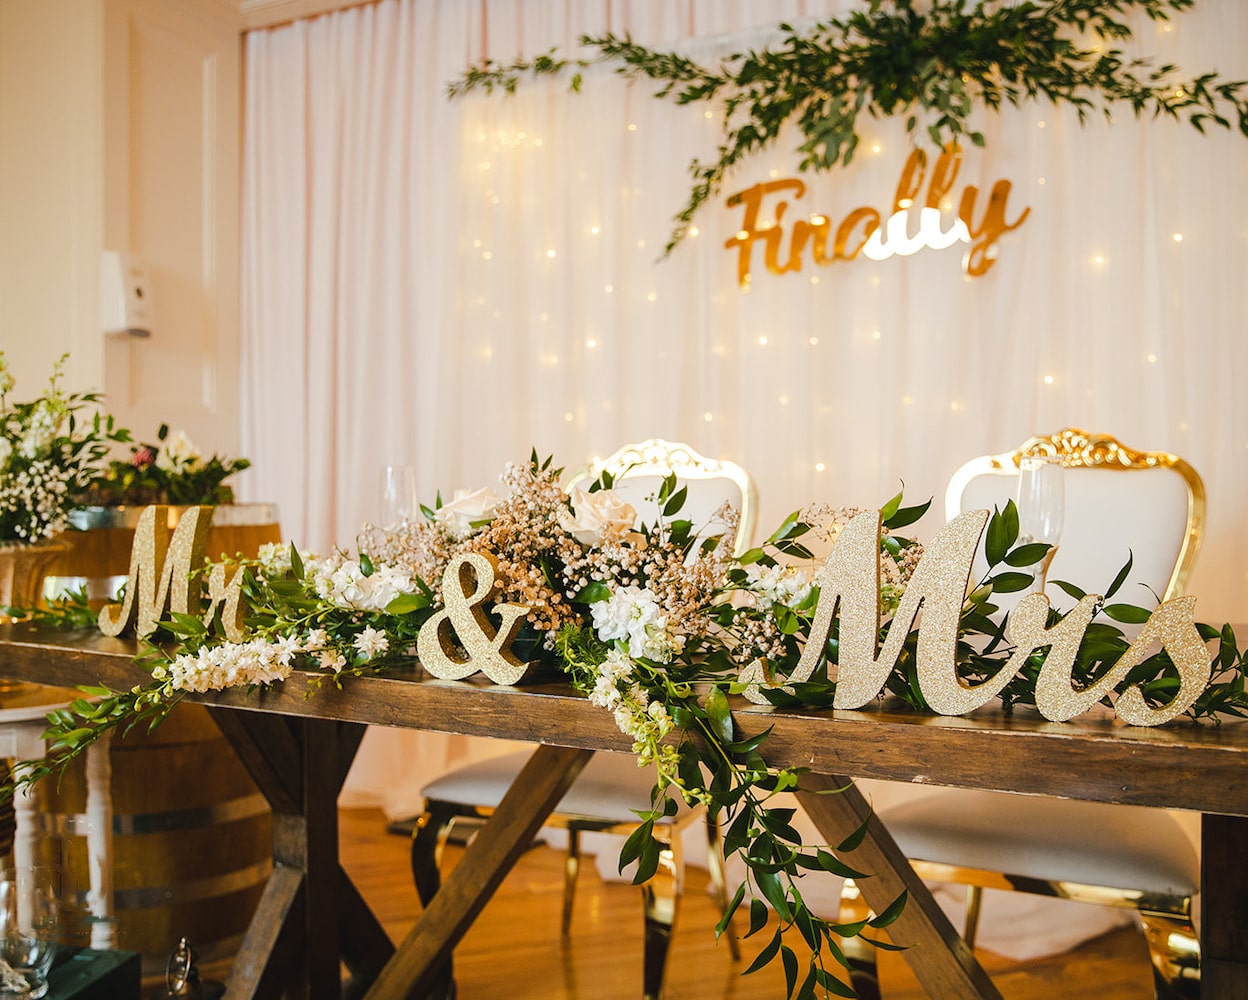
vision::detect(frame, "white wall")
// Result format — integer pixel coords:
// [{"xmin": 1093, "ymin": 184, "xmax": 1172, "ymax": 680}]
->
[{"xmin": 0, "ymin": 0, "xmax": 241, "ymax": 458}]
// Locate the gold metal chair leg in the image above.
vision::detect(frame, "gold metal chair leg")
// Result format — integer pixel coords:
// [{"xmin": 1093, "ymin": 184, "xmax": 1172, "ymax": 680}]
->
[
  {"xmin": 410, "ymin": 807, "xmax": 458, "ymax": 1000},
  {"xmin": 703, "ymin": 813, "xmax": 741, "ymax": 960},
  {"xmin": 1139, "ymin": 911, "xmax": 1201, "ymax": 1000},
  {"xmin": 561, "ymin": 827, "xmax": 582, "ymax": 938},
  {"xmin": 963, "ymin": 883, "xmax": 983, "ymax": 950},
  {"xmin": 640, "ymin": 828, "xmax": 683, "ymax": 1000}
]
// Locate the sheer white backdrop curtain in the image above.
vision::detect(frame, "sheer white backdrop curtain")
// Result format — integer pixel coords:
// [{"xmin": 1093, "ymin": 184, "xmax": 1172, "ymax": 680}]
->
[{"xmin": 241, "ymin": 0, "xmax": 1248, "ymax": 955}]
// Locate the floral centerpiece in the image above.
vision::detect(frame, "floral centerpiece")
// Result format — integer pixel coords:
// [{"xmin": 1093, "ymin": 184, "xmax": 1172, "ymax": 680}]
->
[
  {"xmin": 78, "ymin": 424, "xmax": 250, "ymax": 507},
  {"xmin": 11, "ymin": 452, "xmax": 1247, "ymax": 997},
  {"xmin": 0, "ymin": 353, "xmax": 128, "ymax": 545},
  {"xmin": 0, "ymin": 353, "xmax": 129, "ymax": 611}
]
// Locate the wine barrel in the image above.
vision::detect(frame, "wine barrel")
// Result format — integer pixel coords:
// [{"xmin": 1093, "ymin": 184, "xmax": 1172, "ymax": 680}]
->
[{"xmin": 33, "ymin": 504, "xmax": 279, "ymax": 974}]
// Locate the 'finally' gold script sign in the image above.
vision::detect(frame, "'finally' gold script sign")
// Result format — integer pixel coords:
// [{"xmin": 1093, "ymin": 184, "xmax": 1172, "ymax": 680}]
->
[{"xmin": 724, "ymin": 145, "xmax": 1029, "ymax": 286}]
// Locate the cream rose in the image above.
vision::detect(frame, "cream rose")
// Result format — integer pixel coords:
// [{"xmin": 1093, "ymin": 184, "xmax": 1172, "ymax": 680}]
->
[
  {"xmin": 434, "ymin": 486, "xmax": 501, "ymax": 540},
  {"xmin": 559, "ymin": 486, "xmax": 637, "ymax": 544}
]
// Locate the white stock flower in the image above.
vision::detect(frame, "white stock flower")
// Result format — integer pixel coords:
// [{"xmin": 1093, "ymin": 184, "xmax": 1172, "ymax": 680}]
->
[
  {"xmin": 166, "ymin": 639, "xmax": 293, "ymax": 693},
  {"xmin": 558, "ymin": 486, "xmax": 637, "ymax": 544},
  {"xmin": 744, "ymin": 563, "xmax": 811, "ymax": 609},
  {"xmin": 434, "ymin": 487, "xmax": 501, "ymax": 540},
  {"xmin": 319, "ymin": 649, "xmax": 347, "ymax": 674},
  {"xmin": 156, "ymin": 429, "xmax": 203, "ymax": 473},
  {"xmin": 353, "ymin": 626, "xmax": 389, "ymax": 660},
  {"xmin": 310, "ymin": 552, "xmax": 414, "ymax": 611},
  {"xmin": 303, "ymin": 628, "xmax": 329, "ymax": 651},
  {"xmin": 257, "ymin": 542, "xmax": 294, "ymax": 578},
  {"xmin": 590, "ymin": 585, "xmax": 681, "ymax": 662}
]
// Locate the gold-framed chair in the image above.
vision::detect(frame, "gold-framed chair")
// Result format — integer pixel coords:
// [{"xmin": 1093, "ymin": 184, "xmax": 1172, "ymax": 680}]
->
[
  {"xmin": 843, "ymin": 428, "xmax": 1206, "ymax": 1000},
  {"xmin": 411, "ymin": 438, "xmax": 756, "ymax": 1000}
]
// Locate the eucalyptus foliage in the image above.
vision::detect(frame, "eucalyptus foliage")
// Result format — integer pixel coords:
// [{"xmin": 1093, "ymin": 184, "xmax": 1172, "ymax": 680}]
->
[{"xmin": 449, "ymin": 0, "xmax": 1248, "ymax": 253}]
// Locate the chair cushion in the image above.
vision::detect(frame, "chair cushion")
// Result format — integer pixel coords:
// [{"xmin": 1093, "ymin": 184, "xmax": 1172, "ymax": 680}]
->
[
  {"xmin": 422, "ymin": 749, "xmax": 691, "ymax": 825},
  {"xmin": 880, "ymin": 789, "xmax": 1199, "ymax": 897}
]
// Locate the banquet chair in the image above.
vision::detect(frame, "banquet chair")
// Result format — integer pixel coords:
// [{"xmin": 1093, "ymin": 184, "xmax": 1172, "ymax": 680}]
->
[
  {"xmin": 842, "ymin": 428, "xmax": 1206, "ymax": 1000},
  {"xmin": 411, "ymin": 438, "xmax": 756, "ymax": 999}
]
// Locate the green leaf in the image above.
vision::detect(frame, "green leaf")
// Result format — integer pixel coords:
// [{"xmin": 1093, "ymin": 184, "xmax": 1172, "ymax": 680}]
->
[
  {"xmin": 385, "ymin": 593, "xmax": 430, "ymax": 615},
  {"xmin": 991, "ymin": 571, "xmax": 1035, "ymax": 594},
  {"xmin": 1102, "ymin": 603, "xmax": 1153, "ymax": 624},
  {"xmin": 704, "ymin": 686, "xmax": 734, "ymax": 746},
  {"xmin": 359, "ymin": 551, "xmax": 375, "ymax": 577},
  {"xmin": 835, "ymin": 813, "xmax": 872, "ymax": 853},
  {"xmin": 1104, "ymin": 551, "xmax": 1134, "ymax": 600},
  {"xmin": 984, "ymin": 507, "xmax": 1010, "ymax": 567},
  {"xmin": 754, "ymin": 869, "xmax": 792, "ymax": 921},
  {"xmin": 747, "ymin": 897, "xmax": 770, "ymax": 937},
  {"xmin": 289, "ymin": 542, "xmax": 304, "ymax": 579},
  {"xmin": 869, "ymin": 889, "xmax": 908, "ymax": 929},
  {"xmin": 573, "ymin": 581, "xmax": 612, "ymax": 604},
  {"xmin": 1004, "ymin": 542, "xmax": 1052, "ymax": 567},
  {"xmin": 884, "ymin": 497, "xmax": 932, "ymax": 530},
  {"xmin": 743, "ymin": 926, "xmax": 782, "ymax": 975},
  {"xmin": 662, "ymin": 485, "xmax": 688, "ymax": 517},
  {"xmin": 1052, "ymin": 579, "xmax": 1087, "ymax": 600},
  {"xmin": 715, "ymin": 882, "xmax": 746, "ymax": 938},
  {"xmin": 879, "ymin": 489, "xmax": 903, "ymax": 523}
]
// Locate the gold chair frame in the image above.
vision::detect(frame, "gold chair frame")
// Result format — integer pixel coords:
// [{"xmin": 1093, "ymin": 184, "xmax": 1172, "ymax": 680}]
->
[
  {"xmin": 411, "ymin": 439, "xmax": 755, "ymax": 1000},
  {"xmin": 844, "ymin": 429, "xmax": 1207, "ymax": 1000},
  {"xmin": 944, "ymin": 426, "xmax": 1205, "ymax": 599}
]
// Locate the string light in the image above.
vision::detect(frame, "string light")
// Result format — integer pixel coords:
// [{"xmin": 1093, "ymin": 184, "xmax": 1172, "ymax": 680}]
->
[
  {"xmin": 1172, "ymin": 233, "xmax": 1183, "ymax": 243},
  {"xmin": 808, "ymin": 337, "xmax": 819, "ymax": 346},
  {"xmin": 546, "ymin": 249, "xmax": 557, "ymax": 258},
  {"xmin": 627, "ymin": 123, "xmax": 637, "ymax": 132},
  {"xmin": 604, "ymin": 284, "xmax": 614, "ymax": 293},
  {"xmin": 871, "ymin": 330, "xmax": 881, "ymax": 340},
  {"xmin": 1043, "ymin": 374, "xmax": 1055, "ymax": 384},
  {"xmin": 586, "ymin": 338, "xmax": 598, "ymax": 349},
  {"xmin": 564, "ymin": 412, "xmax": 574, "ymax": 422},
  {"xmin": 758, "ymin": 335, "xmax": 769, "ymax": 346},
  {"xmin": 1037, "ymin": 120, "xmax": 1046, "ymax": 128},
  {"xmin": 950, "ymin": 400, "xmax": 964, "ymax": 412},
  {"xmin": 703, "ymin": 412, "xmax": 714, "ymax": 422},
  {"xmin": 482, "ymin": 251, "xmax": 493, "ymax": 260},
  {"xmin": 646, "ymin": 291, "xmax": 658, "ymax": 302},
  {"xmin": 814, "ymin": 462, "xmax": 826, "ymax": 472},
  {"xmin": 590, "ymin": 225, "xmax": 601, "ymax": 235},
  {"xmin": 1147, "ymin": 353, "xmax": 1158, "ymax": 363},
  {"xmin": 778, "ymin": 395, "xmax": 789, "ymax": 406}
]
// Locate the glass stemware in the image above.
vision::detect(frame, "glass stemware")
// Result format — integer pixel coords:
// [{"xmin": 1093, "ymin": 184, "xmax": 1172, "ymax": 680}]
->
[
  {"xmin": 0, "ymin": 868, "xmax": 59, "ymax": 1000},
  {"xmin": 1016, "ymin": 453, "xmax": 1065, "ymax": 595},
  {"xmin": 379, "ymin": 464, "xmax": 419, "ymax": 528}
]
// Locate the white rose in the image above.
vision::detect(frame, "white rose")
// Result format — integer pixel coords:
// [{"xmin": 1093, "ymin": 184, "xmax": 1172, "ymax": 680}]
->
[
  {"xmin": 434, "ymin": 487, "xmax": 501, "ymax": 540},
  {"xmin": 156, "ymin": 429, "xmax": 203, "ymax": 473},
  {"xmin": 558, "ymin": 486, "xmax": 637, "ymax": 544}
]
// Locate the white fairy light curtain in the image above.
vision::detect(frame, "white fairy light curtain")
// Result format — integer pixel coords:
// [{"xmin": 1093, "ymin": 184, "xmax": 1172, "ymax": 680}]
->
[{"xmin": 240, "ymin": 0, "xmax": 1248, "ymax": 941}]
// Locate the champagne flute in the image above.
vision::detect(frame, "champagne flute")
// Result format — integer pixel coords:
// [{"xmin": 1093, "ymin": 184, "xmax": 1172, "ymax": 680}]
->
[
  {"xmin": 379, "ymin": 464, "xmax": 419, "ymax": 528},
  {"xmin": 1016, "ymin": 454, "xmax": 1064, "ymax": 595}
]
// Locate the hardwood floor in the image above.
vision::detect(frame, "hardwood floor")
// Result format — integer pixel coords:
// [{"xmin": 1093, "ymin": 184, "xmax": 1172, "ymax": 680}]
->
[{"xmin": 336, "ymin": 807, "xmax": 1158, "ymax": 999}]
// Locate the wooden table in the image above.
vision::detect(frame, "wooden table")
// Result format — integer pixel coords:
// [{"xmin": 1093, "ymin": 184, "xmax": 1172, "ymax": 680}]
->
[{"xmin": 2, "ymin": 623, "xmax": 1246, "ymax": 999}]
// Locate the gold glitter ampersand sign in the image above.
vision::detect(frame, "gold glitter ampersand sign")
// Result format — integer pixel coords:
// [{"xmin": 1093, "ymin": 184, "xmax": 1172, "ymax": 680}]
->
[{"xmin": 416, "ymin": 552, "xmax": 534, "ymax": 685}]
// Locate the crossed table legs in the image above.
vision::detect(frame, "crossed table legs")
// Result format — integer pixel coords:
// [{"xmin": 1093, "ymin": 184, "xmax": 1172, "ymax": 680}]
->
[{"xmin": 205, "ymin": 710, "xmax": 1010, "ymax": 1000}]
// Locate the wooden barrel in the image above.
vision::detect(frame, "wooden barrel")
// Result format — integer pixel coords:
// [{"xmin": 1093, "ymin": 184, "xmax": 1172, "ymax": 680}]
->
[{"xmin": 33, "ymin": 504, "xmax": 280, "ymax": 974}]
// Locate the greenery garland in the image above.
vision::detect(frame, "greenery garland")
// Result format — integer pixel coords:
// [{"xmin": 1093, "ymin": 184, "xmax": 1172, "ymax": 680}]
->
[
  {"xmin": 8, "ymin": 453, "xmax": 1248, "ymax": 998},
  {"xmin": 449, "ymin": 0, "xmax": 1248, "ymax": 254}
]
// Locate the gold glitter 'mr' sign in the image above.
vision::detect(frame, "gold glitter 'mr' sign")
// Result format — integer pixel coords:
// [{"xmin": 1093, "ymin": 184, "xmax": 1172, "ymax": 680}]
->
[
  {"xmin": 417, "ymin": 552, "xmax": 534, "ymax": 685},
  {"xmin": 739, "ymin": 508, "xmax": 1212, "ymax": 727}
]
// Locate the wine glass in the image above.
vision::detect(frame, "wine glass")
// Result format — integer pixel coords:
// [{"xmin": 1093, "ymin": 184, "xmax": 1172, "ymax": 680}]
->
[
  {"xmin": 379, "ymin": 464, "xmax": 419, "ymax": 528},
  {"xmin": 0, "ymin": 868, "xmax": 59, "ymax": 999},
  {"xmin": 1016, "ymin": 454, "xmax": 1065, "ymax": 595}
]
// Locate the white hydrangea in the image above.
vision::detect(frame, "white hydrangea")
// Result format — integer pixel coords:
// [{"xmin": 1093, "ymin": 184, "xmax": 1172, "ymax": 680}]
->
[
  {"xmin": 743, "ymin": 563, "xmax": 811, "ymax": 609},
  {"xmin": 590, "ymin": 585, "xmax": 683, "ymax": 662},
  {"xmin": 307, "ymin": 551, "xmax": 414, "ymax": 612}
]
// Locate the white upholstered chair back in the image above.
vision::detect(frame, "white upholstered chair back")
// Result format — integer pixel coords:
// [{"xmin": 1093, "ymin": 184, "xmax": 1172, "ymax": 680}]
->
[
  {"xmin": 567, "ymin": 438, "xmax": 758, "ymax": 555},
  {"xmin": 946, "ymin": 428, "xmax": 1205, "ymax": 604}
]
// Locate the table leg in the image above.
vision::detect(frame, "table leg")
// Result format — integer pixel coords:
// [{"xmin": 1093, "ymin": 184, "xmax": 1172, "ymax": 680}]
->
[
  {"xmin": 1201, "ymin": 813, "xmax": 1248, "ymax": 994},
  {"xmin": 365, "ymin": 744, "xmax": 594, "ymax": 1000},
  {"xmin": 83, "ymin": 731, "xmax": 115, "ymax": 949},
  {"xmin": 207, "ymin": 710, "xmax": 393, "ymax": 1000},
  {"xmin": 797, "ymin": 774, "xmax": 1001, "ymax": 1000}
]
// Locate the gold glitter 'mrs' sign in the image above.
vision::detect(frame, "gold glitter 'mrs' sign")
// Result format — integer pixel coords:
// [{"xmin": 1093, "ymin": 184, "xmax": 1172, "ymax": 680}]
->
[
  {"xmin": 739, "ymin": 509, "xmax": 1212, "ymax": 727},
  {"xmin": 417, "ymin": 552, "xmax": 534, "ymax": 685}
]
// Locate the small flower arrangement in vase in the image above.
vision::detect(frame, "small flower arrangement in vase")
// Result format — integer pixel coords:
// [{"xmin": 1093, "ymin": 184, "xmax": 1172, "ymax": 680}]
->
[
  {"xmin": 0, "ymin": 353, "xmax": 128, "ymax": 608},
  {"xmin": 79, "ymin": 424, "xmax": 250, "ymax": 507}
]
